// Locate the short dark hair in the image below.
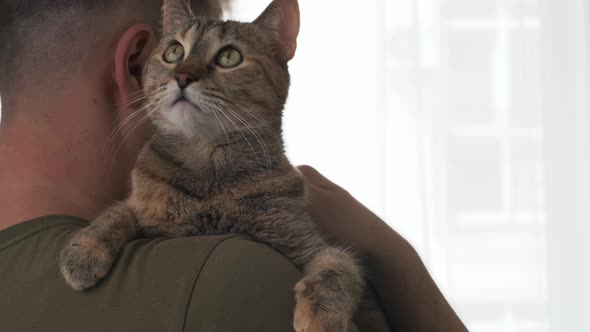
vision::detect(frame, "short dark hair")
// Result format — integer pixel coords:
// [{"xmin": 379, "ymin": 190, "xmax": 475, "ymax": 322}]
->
[{"xmin": 0, "ymin": 0, "xmax": 226, "ymax": 94}]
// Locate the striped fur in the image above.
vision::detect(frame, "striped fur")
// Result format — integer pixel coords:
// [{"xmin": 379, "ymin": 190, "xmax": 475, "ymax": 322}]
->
[{"xmin": 60, "ymin": 1, "xmax": 363, "ymax": 331}]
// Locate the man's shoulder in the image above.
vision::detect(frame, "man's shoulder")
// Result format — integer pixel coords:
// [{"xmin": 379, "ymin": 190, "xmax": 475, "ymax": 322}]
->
[{"xmin": 0, "ymin": 216, "xmax": 300, "ymax": 332}]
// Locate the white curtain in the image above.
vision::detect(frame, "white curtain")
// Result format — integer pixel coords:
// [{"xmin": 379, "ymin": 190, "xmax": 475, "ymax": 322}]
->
[{"xmin": 227, "ymin": 1, "xmax": 589, "ymax": 331}]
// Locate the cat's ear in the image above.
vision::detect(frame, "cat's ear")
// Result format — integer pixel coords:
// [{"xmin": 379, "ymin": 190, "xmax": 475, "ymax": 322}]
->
[
  {"xmin": 254, "ymin": 0, "xmax": 300, "ymax": 62},
  {"xmin": 162, "ymin": 0, "xmax": 195, "ymax": 35}
]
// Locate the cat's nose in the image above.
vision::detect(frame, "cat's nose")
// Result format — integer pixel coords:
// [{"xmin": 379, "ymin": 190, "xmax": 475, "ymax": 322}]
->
[{"xmin": 175, "ymin": 72, "xmax": 198, "ymax": 89}]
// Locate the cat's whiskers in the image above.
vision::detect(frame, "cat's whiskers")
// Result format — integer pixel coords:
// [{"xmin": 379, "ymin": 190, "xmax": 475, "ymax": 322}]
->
[
  {"xmin": 205, "ymin": 99, "xmax": 261, "ymax": 160},
  {"xmin": 207, "ymin": 104, "xmax": 232, "ymax": 148},
  {"xmin": 104, "ymin": 97, "xmax": 163, "ymax": 173},
  {"xmin": 211, "ymin": 102, "xmax": 273, "ymax": 177},
  {"xmin": 203, "ymin": 96, "xmax": 274, "ymax": 176},
  {"xmin": 202, "ymin": 91, "xmax": 283, "ymax": 150},
  {"xmin": 120, "ymin": 87, "xmax": 166, "ymax": 111},
  {"xmin": 104, "ymin": 105, "xmax": 149, "ymax": 153},
  {"xmin": 233, "ymin": 103, "xmax": 283, "ymax": 149},
  {"xmin": 103, "ymin": 88, "xmax": 168, "ymax": 156},
  {"xmin": 125, "ymin": 91, "xmax": 151, "ymax": 106},
  {"xmin": 119, "ymin": 87, "xmax": 167, "ymax": 122},
  {"xmin": 208, "ymin": 102, "xmax": 261, "ymax": 164},
  {"xmin": 225, "ymin": 108, "xmax": 272, "ymax": 176},
  {"xmin": 109, "ymin": 104, "xmax": 162, "ymax": 162}
]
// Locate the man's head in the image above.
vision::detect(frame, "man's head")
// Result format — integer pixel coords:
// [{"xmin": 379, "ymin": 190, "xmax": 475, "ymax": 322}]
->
[
  {"xmin": 0, "ymin": 0, "xmax": 224, "ymax": 101},
  {"xmin": 0, "ymin": 0, "xmax": 227, "ymax": 218}
]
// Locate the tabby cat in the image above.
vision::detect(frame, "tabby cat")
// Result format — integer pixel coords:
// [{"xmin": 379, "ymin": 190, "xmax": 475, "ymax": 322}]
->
[{"xmin": 60, "ymin": 0, "xmax": 364, "ymax": 330}]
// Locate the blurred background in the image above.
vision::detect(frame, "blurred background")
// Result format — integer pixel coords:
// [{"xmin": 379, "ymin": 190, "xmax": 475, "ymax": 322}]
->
[{"xmin": 225, "ymin": 0, "xmax": 588, "ymax": 331}]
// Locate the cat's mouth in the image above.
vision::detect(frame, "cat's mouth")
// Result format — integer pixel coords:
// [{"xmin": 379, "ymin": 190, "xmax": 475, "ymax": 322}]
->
[{"xmin": 172, "ymin": 97, "xmax": 203, "ymax": 113}]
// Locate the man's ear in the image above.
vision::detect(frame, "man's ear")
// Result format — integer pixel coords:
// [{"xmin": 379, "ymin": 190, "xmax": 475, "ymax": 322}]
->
[
  {"xmin": 113, "ymin": 24, "xmax": 157, "ymax": 108},
  {"xmin": 254, "ymin": 0, "xmax": 300, "ymax": 62},
  {"xmin": 163, "ymin": 0, "xmax": 195, "ymax": 35}
]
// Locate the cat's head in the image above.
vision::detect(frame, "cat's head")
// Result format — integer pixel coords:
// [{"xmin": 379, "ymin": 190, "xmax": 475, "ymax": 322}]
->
[{"xmin": 142, "ymin": 0, "xmax": 300, "ymax": 140}]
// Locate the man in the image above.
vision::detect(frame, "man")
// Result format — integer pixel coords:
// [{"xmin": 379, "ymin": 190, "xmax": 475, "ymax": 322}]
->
[{"xmin": 0, "ymin": 0, "xmax": 467, "ymax": 331}]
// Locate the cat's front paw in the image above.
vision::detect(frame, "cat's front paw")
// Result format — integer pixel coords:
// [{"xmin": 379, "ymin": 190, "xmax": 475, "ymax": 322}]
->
[
  {"xmin": 60, "ymin": 234, "xmax": 115, "ymax": 291},
  {"xmin": 293, "ymin": 278, "xmax": 349, "ymax": 332}
]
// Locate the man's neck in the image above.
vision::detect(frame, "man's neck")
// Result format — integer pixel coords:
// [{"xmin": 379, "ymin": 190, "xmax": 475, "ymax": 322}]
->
[{"xmin": 0, "ymin": 96, "xmax": 131, "ymax": 230}]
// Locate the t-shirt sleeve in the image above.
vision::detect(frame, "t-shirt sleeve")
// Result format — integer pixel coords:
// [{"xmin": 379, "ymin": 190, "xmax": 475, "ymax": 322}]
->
[
  {"xmin": 182, "ymin": 237, "xmax": 360, "ymax": 332},
  {"xmin": 181, "ymin": 236, "xmax": 301, "ymax": 331},
  {"xmin": 0, "ymin": 218, "xmax": 358, "ymax": 332}
]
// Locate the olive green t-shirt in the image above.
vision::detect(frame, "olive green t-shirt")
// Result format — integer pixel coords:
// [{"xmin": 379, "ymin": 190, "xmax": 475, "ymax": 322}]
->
[{"xmin": 0, "ymin": 216, "xmax": 304, "ymax": 332}]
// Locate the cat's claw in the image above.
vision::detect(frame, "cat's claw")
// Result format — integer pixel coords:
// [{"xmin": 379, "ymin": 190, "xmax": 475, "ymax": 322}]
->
[{"xmin": 60, "ymin": 235, "xmax": 114, "ymax": 291}]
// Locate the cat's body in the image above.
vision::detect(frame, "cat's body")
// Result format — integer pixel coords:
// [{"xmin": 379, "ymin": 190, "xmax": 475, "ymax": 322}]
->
[
  {"xmin": 60, "ymin": 1, "xmax": 365, "ymax": 331},
  {"xmin": 132, "ymin": 131, "xmax": 320, "ymax": 265}
]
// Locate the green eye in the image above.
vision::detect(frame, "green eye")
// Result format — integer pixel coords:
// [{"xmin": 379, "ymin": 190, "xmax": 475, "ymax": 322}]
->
[
  {"xmin": 216, "ymin": 47, "xmax": 243, "ymax": 68},
  {"xmin": 163, "ymin": 43, "xmax": 184, "ymax": 63}
]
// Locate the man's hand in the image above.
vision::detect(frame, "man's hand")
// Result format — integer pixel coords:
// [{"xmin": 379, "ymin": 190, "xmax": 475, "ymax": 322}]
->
[
  {"xmin": 297, "ymin": 165, "xmax": 468, "ymax": 332},
  {"xmin": 297, "ymin": 165, "xmax": 396, "ymax": 256},
  {"xmin": 297, "ymin": 165, "xmax": 394, "ymax": 331}
]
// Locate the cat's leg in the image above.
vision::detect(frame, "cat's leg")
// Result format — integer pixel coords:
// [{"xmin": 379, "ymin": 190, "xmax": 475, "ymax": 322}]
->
[
  {"xmin": 293, "ymin": 246, "xmax": 364, "ymax": 332},
  {"xmin": 60, "ymin": 202, "xmax": 137, "ymax": 290},
  {"xmin": 233, "ymin": 201, "xmax": 364, "ymax": 331}
]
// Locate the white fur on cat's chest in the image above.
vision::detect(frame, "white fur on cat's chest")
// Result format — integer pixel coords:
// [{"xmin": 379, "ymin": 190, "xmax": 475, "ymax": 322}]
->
[{"xmin": 164, "ymin": 96, "xmax": 217, "ymax": 138}]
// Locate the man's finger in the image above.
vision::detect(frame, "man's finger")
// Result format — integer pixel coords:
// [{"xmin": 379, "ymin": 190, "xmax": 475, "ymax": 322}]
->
[{"xmin": 296, "ymin": 165, "xmax": 337, "ymax": 189}]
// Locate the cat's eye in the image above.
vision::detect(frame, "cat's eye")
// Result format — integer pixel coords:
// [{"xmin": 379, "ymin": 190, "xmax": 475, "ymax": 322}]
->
[
  {"xmin": 216, "ymin": 47, "xmax": 243, "ymax": 68},
  {"xmin": 163, "ymin": 43, "xmax": 185, "ymax": 63}
]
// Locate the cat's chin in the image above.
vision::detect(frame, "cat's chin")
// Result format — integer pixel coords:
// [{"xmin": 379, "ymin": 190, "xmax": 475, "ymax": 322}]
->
[
  {"xmin": 172, "ymin": 98, "xmax": 203, "ymax": 114},
  {"xmin": 163, "ymin": 98, "xmax": 218, "ymax": 138}
]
